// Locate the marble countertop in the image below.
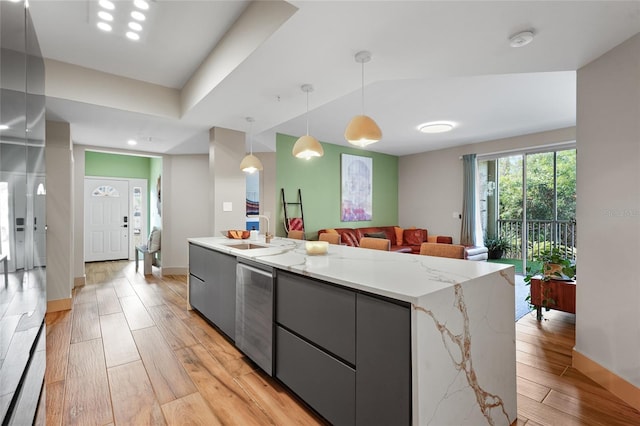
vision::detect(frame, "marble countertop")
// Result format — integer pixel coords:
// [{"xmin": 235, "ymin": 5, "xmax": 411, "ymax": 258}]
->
[{"xmin": 188, "ymin": 236, "xmax": 512, "ymax": 304}]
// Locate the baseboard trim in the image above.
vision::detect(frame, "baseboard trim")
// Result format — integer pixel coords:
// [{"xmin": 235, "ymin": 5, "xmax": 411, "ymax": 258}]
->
[
  {"xmin": 47, "ymin": 298, "xmax": 72, "ymax": 313},
  {"xmin": 160, "ymin": 267, "xmax": 188, "ymax": 276},
  {"xmin": 74, "ymin": 275, "xmax": 86, "ymax": 288},
  {"xmin": 572, "ymin": 348, "xmax": 640, "ymax": 411}
]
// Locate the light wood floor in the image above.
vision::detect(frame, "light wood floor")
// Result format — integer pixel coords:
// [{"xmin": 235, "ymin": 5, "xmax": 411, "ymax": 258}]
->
[{"xmin": 44, "ymin": 261, "xmax": 640, "ymax": 425}]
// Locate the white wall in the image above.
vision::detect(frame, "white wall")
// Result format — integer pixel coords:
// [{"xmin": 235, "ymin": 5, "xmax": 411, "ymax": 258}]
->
[
  {"xmin": 256, "ymin": 152, "xmax": 276, "ymax": 229},
  {"xmin": 209, "ymin": 127, "xmax": 247, "ymax": 235},
  {"xmin": 46, "ymin": 121, "xmax": 74, "ymax": 302},
  {"xmin": 72, "ymin": 145, "xmax": 84, "ymax": 285},
  {"xmin": 399, "ymin": 127, "xmax": 576, "ymax": 242},
  {"xmin": 161, "ymin": 154, "xmax": 210, "ymax": 273},
  {"xmin": 575, "ymin": 34, "xmax": 640, "ymax": 388}
]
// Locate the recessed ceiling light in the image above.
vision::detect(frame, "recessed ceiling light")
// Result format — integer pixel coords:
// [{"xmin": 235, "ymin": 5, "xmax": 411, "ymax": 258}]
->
[
  {"xmin": 97, "ymin": 22, "xmax": 112, "ymax": 32},
  {"xmin": 98, "ymin": 11, "xmax": 113, "ymax": 21},
  {"xmin": 126, "ymin": 31, "xmax": 140, "ymax": 41},
  {"xmin": 0, "ymin": 124, "xmax": 9, "ymax": 130},
  {"xmin": 98, "ymin": 0, "xmax": 115, "ymax": 11},
  {"xmin": 131, "ymin": 11, "xmax": 146, "ymax": 21},
  {"xmin": 128, "ymin": 21, "xmax": 142, "ymax": 31},
  {"xmin": 127, "ymin": 139, "xmax": 138, "ymax": 146},
  {"xmin": 418, "ymin": 122, "xmax": 455, "ymax": 134},
  {"xmin": 133, "ymin": 0, "xmax": 149, "ymax": 10},
  {"xmin": 509, "ymin": 30, "xmax": 534, "ymax": 48}
]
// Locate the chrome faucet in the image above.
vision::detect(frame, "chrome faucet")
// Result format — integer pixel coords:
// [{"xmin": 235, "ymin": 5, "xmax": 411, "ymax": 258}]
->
[{"xmin": 249, "ymin": 215, "xmax": 272, "ymax": 243}]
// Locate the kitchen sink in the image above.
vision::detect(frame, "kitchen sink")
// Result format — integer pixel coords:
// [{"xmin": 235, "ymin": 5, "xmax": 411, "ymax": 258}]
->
[{"xmin": 226, "ymin": 243, "xmax": 269, "ymax": 250}]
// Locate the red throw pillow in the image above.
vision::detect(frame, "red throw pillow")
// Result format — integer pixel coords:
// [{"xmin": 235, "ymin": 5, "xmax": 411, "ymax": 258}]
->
[{"xmin": 403, "ymin": 229, "xmax": 426, "ymax": 246}]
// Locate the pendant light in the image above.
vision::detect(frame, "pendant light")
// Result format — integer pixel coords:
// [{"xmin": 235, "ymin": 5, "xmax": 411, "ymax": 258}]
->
[
  {"xmin": 344, "ymin": 51, "xmax": 382, "ymax": 147},
  {"xmin": 240, "ymin": 117, "xmax": 263, "ymax": 174},
  {"xmin": 292, "ymin": 84, "xmax": 324, "ymax": 159}
]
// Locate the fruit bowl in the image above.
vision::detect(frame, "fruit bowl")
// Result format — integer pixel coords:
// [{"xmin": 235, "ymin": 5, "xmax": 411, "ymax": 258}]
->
[{"xmin": 222, "ymin": 230, "xmax": 251, "ymax": 239}]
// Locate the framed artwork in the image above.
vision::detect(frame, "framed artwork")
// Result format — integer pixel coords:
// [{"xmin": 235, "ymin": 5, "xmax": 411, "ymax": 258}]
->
[{"xmin": 341, "ymin": 153, "xmax": 373, "ymax": 221}]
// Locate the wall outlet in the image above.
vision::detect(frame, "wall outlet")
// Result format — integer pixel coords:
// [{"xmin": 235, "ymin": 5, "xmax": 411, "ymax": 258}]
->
[
  {"xmin": 223, "ymin": 202, "xmax": 232, "ymax": 212},
  {"xmin": 452, "ymin": 211, "xmax": 460, "ymax": 219}
]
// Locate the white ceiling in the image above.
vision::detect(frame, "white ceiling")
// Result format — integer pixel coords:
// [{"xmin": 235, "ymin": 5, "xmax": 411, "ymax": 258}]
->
[{"xmin": 28, "ymin": 1, "xmax": 640, "ymax": 157}]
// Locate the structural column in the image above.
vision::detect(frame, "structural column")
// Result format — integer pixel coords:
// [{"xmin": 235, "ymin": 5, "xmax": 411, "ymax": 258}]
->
[{"xmin": 209, "ymin": 127, "xmax": 248, "ymax": 235}]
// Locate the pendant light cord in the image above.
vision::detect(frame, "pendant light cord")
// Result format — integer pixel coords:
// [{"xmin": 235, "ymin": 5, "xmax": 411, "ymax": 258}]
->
[
  {"xmin": 361, "ymin": 59, "xmax": 365, "ymax": 115},
  {"xmin": 247, "ymin": 117, "xmax": 254, "ymax": 155},
  {"xmin": 306, "ymin": 90, "xmax": 310, "ymax": 136}
]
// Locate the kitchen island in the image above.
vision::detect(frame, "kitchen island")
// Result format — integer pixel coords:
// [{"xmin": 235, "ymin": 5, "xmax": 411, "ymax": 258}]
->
[{"xmin": 188, "ymin": 236, "xmax": 516, "ymax": 426}]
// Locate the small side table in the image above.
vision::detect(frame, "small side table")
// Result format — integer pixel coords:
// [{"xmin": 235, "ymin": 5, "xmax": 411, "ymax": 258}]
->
[{"xmin": 530, "ymin": 278, "xmax": 576, "ymax": 321}]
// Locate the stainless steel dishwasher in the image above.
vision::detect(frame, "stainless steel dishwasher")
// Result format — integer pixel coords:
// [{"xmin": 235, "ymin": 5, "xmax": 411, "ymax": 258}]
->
[{"xmin": 235, "ymin": 259, "xmax": 275, "ymax": 375}]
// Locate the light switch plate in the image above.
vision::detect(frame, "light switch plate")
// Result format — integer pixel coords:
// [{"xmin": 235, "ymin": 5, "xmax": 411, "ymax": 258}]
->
[
  {"xmin": 223, "ymin": 202, "xmax": 232, "ymax": 212},
  {"xmin": 452, "ymin": 211, "xmax": 460, "ymax": 218}
]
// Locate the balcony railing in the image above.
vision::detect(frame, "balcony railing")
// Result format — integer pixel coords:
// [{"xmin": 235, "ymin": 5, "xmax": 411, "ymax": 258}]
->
[{"xmin": 496, "ymin": 219, "xmax": 577, "ymax": 261}]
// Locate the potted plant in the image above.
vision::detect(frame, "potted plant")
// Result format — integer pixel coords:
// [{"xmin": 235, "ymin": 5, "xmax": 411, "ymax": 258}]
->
[
  {"xmin": 484, "ymin": 236, "xmax": 511, "ymax": 260},
  {"xmin": 524, "ymin": 246, "xmax": 576, "ymax": 316}
]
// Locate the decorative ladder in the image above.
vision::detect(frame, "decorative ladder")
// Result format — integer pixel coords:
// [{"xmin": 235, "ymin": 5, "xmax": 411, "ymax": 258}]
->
[{"xmin": 281, "ymin": 188, "xmax": 305, "ymax": 233}]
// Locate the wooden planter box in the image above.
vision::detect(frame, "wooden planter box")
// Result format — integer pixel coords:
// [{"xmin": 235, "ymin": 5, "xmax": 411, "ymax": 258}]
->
[{"xmin": 530, "ymin": 278, "xmax": 576, "ymax": 321}]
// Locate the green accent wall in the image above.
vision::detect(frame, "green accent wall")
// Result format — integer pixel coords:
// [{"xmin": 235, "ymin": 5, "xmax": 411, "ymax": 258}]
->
[
  {"xmin": 149, "ymin": 156, "xmax": 162, "ymax": 229},
  {"xmin": 85, "ymin": 151, "xmax": 160, "ymax": 235},
  {"xmin": 85, "ymin": 151, "xmax": 151, "ymax": 179},
  {"xmin": 276, "ymin": 133, "xmax": 398, "ymax": 239}
]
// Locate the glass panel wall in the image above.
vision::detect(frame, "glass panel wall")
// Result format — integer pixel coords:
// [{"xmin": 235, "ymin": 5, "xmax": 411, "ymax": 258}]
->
[{"xmin": 0, "ymin": 0, "xmax": 46, "ymax": 422}]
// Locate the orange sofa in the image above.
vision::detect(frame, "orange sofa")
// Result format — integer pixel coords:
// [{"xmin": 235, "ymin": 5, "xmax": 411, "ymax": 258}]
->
[{"xmin": 318, "ymin": 226, "xmax": 452, "ymax": 254}]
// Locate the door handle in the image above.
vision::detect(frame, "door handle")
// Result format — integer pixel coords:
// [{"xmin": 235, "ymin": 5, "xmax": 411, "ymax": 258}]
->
[{"xmin": 122, "ymin": 224, "xmax": 128, "ymax": 228}]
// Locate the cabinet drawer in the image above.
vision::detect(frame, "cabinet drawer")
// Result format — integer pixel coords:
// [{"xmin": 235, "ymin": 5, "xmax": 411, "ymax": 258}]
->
[
  {"xmin": 276, "ymin": 271, "xmax": 355, "ymax": 364},
  {"xmin": 189, "ymin": 274, "xmax": 214, "ymax": 321},
  {"xmin": 189, "ymin": 243, "xmax": 211, "ymax": 280},
  {"xmin": 276, "ymin": 326, "xmax": 355, "ymax": 426}
]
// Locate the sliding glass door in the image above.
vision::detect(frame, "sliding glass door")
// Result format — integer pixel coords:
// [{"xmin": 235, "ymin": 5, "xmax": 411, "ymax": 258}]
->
[{"xmin": 480, "ymin": 147, "xmax": 576, "ymax": 273}]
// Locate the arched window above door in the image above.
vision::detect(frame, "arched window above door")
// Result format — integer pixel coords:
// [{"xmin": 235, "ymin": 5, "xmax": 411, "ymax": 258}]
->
[{"xmin": 92, "ymin": 185, "xmax": 120, "ymax": 197}]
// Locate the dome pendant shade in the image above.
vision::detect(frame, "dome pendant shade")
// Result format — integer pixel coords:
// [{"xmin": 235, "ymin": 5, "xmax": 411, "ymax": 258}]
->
[
  {"xmin": 240, "ymin": 154, "xmax": 263, "ymax": 174},
  {"xmin": 292, "ymin": 135, "xmax": 324, "ymax": 159},
  {"xmin": 292, "ymin": 83, "xmax": 323, "ymax": 160},
  {"xmin": 345, "ymin": 115, "xmax": 382, "ymax": 147}
]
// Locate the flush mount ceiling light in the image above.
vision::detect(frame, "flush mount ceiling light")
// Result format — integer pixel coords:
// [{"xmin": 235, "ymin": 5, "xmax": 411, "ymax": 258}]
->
[
  {"xmin": 97, "ymin": 21, "xmax": 112, "ymax": 32},
  {"xmin": 98, "ymin": 11, "xmax": 113, "ymax": 21},
  {"xmin": 418, "ymin": 121, "xmax": 455, "ymax": 134},
  {"xmin": 0, "ymin": 124, "xmax": 9, "ymax": 130},
  {"xmin": 127, "ymin": 139, "xmax": 137, "ymax": 146},
  {"xmin": 240, "ymin": 117, "xmax": 263, "ymax": 174},
  {"xmin": 344, "ymin": 51, "xmax": 382, "ymax": 147},
  {"xmin": 509, "ymin": 30, "xmax": 534, "ymax": 48},
  {"xmin": 94, "ymin": 0, "xmax": 151, "ymax": 42},
  {"xmin": 131, "ymin": 10, "xmax": 145, "ymax": 21},
  {"xmin": 98, "ymin": 0, "xmax": 115, "ymax": 10},
  {"xmin": 133, "ymin": 0, "xmax": 149, "ymax": 10},
  {"xmin": 128, "ymin": 21, "xmax": 142, "ymax": 31},
  {"xmin": 292, "ymin": 84, "xmax": 324, "ymax": 160}
]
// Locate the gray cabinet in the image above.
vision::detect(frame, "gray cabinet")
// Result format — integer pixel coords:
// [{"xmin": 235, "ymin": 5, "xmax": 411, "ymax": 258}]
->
[
  {"xmin": 277, "ymin": 270, "xmax": 355, "ymax": 364},
  {"xmin": 275, "ymin": 272, "xmax": 411, "ymax": 425},
  {"xmin": 188, "ymin": 243, "xmax": 236, "ymax": 340},
  {"xmin": 356, "ymin": 293, "xmax": 411, "ymax": 426},
  {"xmin": 276, "ymin": 326, "xmax": 355, "ymax": 425}
]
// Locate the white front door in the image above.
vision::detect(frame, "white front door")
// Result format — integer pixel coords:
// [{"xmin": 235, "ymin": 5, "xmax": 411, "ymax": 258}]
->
[
  {"xmin": 84, "ymin": 178, "xmax": 129, "ymax": 262},
  {"xmin": 32, "ymin": 175, "xmax": 47, "ymax": 267}
]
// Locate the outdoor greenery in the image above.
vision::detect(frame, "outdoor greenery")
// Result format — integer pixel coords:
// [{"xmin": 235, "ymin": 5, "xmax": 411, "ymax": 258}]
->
[{"xmin": 498, "ymin": 150, "xmax": 576, "ymax": 222}]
